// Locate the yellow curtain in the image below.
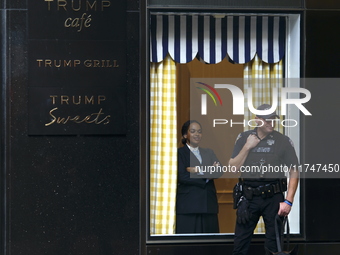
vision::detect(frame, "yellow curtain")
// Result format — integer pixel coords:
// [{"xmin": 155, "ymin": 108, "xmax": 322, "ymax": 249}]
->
[
  {"xmin": 149, "ymin": 55, "xmax": 178, "ymax": 235},
  {"xmin": 244, "ymin": 54, "xmax": 284, "ymax": 133},
  {"xmin": 244, "ymin": 54, "xmax": 284, "ymax": 233}
]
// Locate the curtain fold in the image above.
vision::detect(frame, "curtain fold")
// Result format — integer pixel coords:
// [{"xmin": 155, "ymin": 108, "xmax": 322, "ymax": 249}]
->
[{"xmin": 150, "ymin": 55, "xmax": 178, "ymax": 235}]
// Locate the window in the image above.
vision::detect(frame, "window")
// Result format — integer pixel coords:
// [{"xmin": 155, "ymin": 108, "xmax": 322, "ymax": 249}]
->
[{"xmin": 147, "ymin": 12, "xmax": 301, "ymax": 240}]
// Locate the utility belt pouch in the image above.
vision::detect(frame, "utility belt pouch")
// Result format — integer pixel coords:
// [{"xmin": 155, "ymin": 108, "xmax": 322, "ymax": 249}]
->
[
  {"xmin": 259, "ymin": 186, "xmax": 267, "ymax": 198},
  {"xmin": 279, "ymin": 179, "xmax": 288, "ymax": 192},
  {"xmin": 232, "ymin": 183, "xmax": 243, "ymax": 209},
  {"xmin": 243, "ymin": 186, "xmax": 253, "ymax": 200},
  {"xmin": 264, "ymin": 184, "xmax": 274, "ymax": 198}
]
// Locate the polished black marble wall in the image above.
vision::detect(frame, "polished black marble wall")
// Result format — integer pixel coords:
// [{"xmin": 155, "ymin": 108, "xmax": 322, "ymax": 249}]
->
[
  {"xmin": 3, "ymin": 0, "xmax": 340, "ymax": 254},
  {"xmin": 1, "ymin": 0, "xmax": 140, "ymax": 254},
  {"xmin": 304, "ymin": 9, "xmax": 340, "ymax": 242}
]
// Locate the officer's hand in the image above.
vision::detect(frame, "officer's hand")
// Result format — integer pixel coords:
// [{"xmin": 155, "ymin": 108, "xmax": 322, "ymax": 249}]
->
[
  {"xmin": 237, "ymin": 196, "xmax": 252, "ymax": 224},
  {"xmin": 245, "ymin": 134, "xmax": 261, "ymax": 150},
  {"xmin": 278, "ymin": 202, "xmax": 291, "ymax": 217}
]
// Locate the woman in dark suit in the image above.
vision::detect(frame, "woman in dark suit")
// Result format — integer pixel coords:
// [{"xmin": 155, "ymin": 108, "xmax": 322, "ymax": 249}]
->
[{"xmin": 176, "ymin": 120, "xmax": 222, "ymax": 234}]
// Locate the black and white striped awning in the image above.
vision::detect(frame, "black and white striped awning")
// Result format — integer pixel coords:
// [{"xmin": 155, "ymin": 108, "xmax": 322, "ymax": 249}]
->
[{"xmin": 150, "ymin": 14, "xmax": 286, "ymax": 64}]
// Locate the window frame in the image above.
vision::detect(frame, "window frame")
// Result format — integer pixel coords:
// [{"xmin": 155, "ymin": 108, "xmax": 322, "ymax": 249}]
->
[{"xmin": 141, "ymin": 9, "xmax": 304, "ymax": 244}]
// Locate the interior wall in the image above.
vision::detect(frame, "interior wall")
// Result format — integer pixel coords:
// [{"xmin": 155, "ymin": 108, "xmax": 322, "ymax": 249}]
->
[{"xmin": 176, "ymin": 57, "xmax": 244, "ymax": 233}]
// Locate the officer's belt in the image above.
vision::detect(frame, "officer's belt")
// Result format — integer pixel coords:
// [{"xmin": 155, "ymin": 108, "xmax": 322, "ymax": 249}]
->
[{"xmin": 244, "ymin": 182, "xmax": 283, "ymax": 197}]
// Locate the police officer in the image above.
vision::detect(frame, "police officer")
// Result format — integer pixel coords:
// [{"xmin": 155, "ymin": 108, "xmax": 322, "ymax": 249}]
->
[{"xmin": 229, "ymin": 104, "xmax": 299, "ymax": 255}]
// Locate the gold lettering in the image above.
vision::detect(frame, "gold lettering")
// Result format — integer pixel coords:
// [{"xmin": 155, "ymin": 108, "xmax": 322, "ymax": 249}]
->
[
  {"xmin": 113, "ymin": 60, "xmax": 119, "ymax": 67},
  {"xmin": 102, "ymin": 1, "xmax": 111, "ymax": 10},
  {"xmin": 85, "ymin": 108, "xmax": 104, "ymax": 123},
  {"xmin": 44, "ymin": 108, "xmax": 111, "ymax": 126},
  {"xmin": 70, "ymin": 115, "xmax": 82, "ymax": 123},
  {"xmin": 79, "ymin": 115, "xmax": 92, "ymax": 123},
  {"xmin": 101, "ymin": 115, "xmax": 110, "ymax": 124},
  {"xmin": 61, "ymin": 95, "xmax": 69, "ymax": 104},
  {"xmin": 72, "ymin": 96, "xmax": 81, "ymax": 105},
  {"xmin": 65, "ymin": 17, "xmax": 72, "ymax": 27},
  {"xmin": 50, "ymin": 95, "xmax": 58, "ymax": 105},
  {"xmin": 85, "ymin": 96, "xmax": 94, "ymax": 104},
  {"xmin": 98, "ymin": 95, "xmax": 106, "ymax": 104},
  {"xmin": 86, "ymin": 0, "xmax": 97, "ymax": 11},
  {"xmin": 57, "ymin": 116, "xmax": 71, "ymax": 124},
  {"xmin": 54, "ymin": 60, "xmax": 61, "ymax": 68},
  {"xmin": 45, "ymin": 59, "xmax": 52, "ymax": 67},
  {"xmin": 64, "ymin": 60, "xmax": 72, "ymax": 67},
  {"xmin": 45, "ymin": 0, "xmax": 54, "ymax": 11},
  {"xmin": 58, "ymin": 0, "xmax": 67, "ymax": 11},
  {"xmin": 86, "ymin": 109, "xmax": 110, "ymax": 124},
  {"xmin": 84, "ymin": 60, "xmax": 91, "ymax": 67},
  {"xmin": 64, "ymin": 13, "xmax": 92, "ymax": 32},
  {"xmin": 71, "ymin": 18, "xmax": 79, "ymax": 29},
  {"xmin": 85, "ymin": 15, "xmax": 92, "ymax": 27},
  {"xmin": 93, "ymin": 60, "xmax": 100, "ymax": 67},
  {"xmin": 74, "ymin": 60, "xmax": 81, "ymax": 66},
  {"xmin": 37, "ymin": 59, "xmax": 43, "ymax": 67},
  {"xmin": 72, "ymin": 0, "xmax": 81, "ymax": 11},
  {"xmin": 46, "ymin": 0, "xmax": 111, "ymax": 11},
  {"xmin": 45, "ymin": 107, "xmax": 58, "ymax": 126},
  {"xmin": 49, "ymin": 95, "xmax": 107, "ymax": 105},
  {"xmin": 106, "ymin": 60, "xmax": 112, "ymax": 67},
  {"xmin": 36, "ymin": 59, "xmax": 119, "ymax": 68},
  {"xmin": 78, "ymin": 13, "xmax": 86, "ymax": 32}
]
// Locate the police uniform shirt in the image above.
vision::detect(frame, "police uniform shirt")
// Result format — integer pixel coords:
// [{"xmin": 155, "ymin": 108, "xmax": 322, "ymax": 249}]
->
[{"xmin": 231, "ymin": 128, "xmax": 299, "ymax": 185}]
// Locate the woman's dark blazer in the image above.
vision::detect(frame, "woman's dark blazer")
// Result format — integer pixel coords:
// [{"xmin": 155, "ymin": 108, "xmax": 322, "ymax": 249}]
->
[{"xmin": 176, "ymin": 145, "xmax": 222, "ymax": 214}]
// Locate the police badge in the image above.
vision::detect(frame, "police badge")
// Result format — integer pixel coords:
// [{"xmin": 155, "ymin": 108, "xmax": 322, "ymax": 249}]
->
[{"xmin": 267, "ymin": 139, "xmax": 275, "ymax": 146}]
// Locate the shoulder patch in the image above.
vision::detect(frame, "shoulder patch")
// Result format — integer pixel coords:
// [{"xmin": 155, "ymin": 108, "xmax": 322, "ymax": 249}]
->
[
  {"xmin": 283, "ymin": 135, "xmax": 295, "ymax": 148},
  {"xmin": 235, "ymin": 133, "xmax": 242, "ymax": 144}
]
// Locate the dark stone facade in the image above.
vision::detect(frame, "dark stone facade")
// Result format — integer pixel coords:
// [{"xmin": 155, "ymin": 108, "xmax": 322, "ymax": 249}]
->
[{"xmin": 1, "ymin": 0, "xmax": 340, "ymax": 254}]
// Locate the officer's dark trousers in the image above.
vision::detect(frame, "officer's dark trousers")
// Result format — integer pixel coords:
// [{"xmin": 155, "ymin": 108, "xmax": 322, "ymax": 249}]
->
[{"xmin": 232, "ymin": 193, "xmax": 284, "ymax": 255}]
